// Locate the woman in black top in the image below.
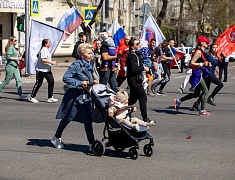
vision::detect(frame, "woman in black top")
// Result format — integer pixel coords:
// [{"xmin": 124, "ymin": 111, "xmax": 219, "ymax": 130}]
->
[{"xmin": 126, "ymin": 38, "xmax": 153, "ymax": 123}]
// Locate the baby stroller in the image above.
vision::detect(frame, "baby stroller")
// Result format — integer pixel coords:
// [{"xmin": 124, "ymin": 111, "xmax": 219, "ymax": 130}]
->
[{"xmin": 90, "ymin": 84, "xmax": 154, "ymax": 160}]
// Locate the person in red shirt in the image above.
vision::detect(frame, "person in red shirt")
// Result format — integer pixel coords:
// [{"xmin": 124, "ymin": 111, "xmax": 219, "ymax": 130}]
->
[{"xmin": 116, "ymin": 36, "xmax": 130, "ymax": 87}]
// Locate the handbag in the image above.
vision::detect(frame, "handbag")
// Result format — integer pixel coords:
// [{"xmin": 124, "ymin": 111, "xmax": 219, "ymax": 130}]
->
[
  {"xmin": 132, "ymin": 52, "xmax": 144, "ymax": 83},
  {"xmin": 18, "ymin": 60, "xmax": 25, "ymax": 70}
]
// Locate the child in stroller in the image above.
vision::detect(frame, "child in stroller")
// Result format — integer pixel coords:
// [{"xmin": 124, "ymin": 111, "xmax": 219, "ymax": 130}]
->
[
  {"xmin": 91, "ymin": 84, "xmax": 155, "ymax": 159},
  {"xmin": 108, "ymin": 89, "xmax": 155, "ymax": 131}
]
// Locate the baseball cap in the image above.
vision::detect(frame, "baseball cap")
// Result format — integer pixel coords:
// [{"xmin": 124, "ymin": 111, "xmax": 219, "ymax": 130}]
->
[{"xmin": 196, "ymin": 36, "xmax": 210, "ymax": 43}]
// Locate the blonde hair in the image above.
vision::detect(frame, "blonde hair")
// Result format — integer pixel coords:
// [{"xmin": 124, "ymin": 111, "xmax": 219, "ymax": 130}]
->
[
  {"xmin": 77, "ymin": 43, "xmax": 93, "ymax": 56},
  {"xmin": 5, "ymin": 36, "xmax": 16, "ymax": 52}
]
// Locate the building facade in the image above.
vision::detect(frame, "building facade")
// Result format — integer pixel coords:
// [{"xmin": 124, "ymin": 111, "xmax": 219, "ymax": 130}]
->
[{"xmin": 0, "ymin": 0, "xmax": 158, "ymax": 57}]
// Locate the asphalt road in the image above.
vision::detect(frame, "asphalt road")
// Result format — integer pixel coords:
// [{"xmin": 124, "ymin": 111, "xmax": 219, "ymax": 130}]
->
[{"xmin": 0, "ymin": 64, "xmax": 235, "ymax": 180}]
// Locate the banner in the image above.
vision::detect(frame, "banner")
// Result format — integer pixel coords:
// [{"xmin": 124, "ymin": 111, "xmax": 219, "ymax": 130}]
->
[
  {"xmin": 215, "ymin": 24, "xmax": 235, "ymax": 57},
  {"xmin": 57, "ymin": 6, "xmax": 84, "ymax": 41},
  {"xmin": 28, "ymin": 20, "xmax": 63, "ymax": 74},
  {"xmin": 139, "ymin": 13, "xmax": 165, "ymax": 47}
]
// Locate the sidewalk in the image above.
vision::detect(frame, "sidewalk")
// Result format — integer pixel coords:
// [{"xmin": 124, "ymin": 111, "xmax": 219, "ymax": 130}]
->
[{"xmin": 0, "ymin": 62, "xmax": 71, "ymax": 84}]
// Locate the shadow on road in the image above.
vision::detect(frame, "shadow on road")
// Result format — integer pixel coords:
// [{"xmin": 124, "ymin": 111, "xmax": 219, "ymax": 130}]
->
[
  {"xmin": 26, "ymin": 139, "xmax": 132, "ymax": 159},
  {"xmin": 153, "ymin": 106, "xmax": 197, "ymax": 116},
  {"xmin": 26, "ymin": 139, "xmax": 88, "ymax": 153}
]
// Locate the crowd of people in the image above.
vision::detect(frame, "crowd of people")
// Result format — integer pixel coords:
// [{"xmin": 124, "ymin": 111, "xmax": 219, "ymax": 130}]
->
[{"xmin": 0, "ymin": 32, "xmax": 232, "ymax": 153}]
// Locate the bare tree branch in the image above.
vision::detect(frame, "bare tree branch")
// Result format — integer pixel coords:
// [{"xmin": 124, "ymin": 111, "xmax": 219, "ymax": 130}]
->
[
  {"xmin": 187, "ymin": 0, "xmax": 195, "ymax": 14},
  {"xmin": 156, "ymin": 0, "xmax": 168, "ymax": 27},
  {"xmin": 66, "ymin": 0, "xmax": 73, "ymax": 8},
  {"xmin": 88, "ymin": 0, "xmax": 104, "ymax": 27}
]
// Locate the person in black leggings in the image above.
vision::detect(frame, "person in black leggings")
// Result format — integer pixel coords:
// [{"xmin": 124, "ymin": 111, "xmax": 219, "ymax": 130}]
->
[
  {"xmin": 195, "ymin": 43, "xmax": 223, "ymax": 107},
  {"xmin": 126, "ymin": 38, "xmax": 153, "ymax": 123}
]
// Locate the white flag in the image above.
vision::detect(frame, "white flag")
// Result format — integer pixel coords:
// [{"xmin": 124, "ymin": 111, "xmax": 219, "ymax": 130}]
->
[
  {"xmin": 28, "ymin": 20, "xmax": 63, "ymax": 74},
  {"xmin": 139, "ymin": 14, "xmax": 165, "ymax": 47}
]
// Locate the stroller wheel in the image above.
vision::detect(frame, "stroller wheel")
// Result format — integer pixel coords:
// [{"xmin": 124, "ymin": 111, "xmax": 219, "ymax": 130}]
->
[
  {"xmin": 129, "ymin": 147, "xmax": 138, "ymax": 160},
  {"xmin": 143, "ymin": 144, "xmax": 153, "ymax": 157},
  {"xmin": 113, "ymin": 146, "xmax": 125, "ymax": 152},
  {"xmin": 91, "ymin": 140, "xmax": 105, "ymax": 156}
]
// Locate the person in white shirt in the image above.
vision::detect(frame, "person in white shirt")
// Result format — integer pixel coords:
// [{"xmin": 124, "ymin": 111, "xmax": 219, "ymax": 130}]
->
[
  {"xmin": 28, "ymin": 39, "xmax": 58, "ymax": 103},
  {"xmin": 180, "ymin": 41, "xmax": 187, "ymax": 73}
]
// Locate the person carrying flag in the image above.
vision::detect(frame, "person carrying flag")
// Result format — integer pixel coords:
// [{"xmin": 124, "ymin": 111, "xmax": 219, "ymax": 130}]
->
[{"xmin": 156, "ymin": 39, "xmax": 177, "ymax": 96}]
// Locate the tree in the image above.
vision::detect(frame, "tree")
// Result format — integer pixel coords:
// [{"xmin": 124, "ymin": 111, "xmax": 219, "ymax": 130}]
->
[
  {"xmin": 156, "ymin": 0, "xmax": 168, "ymax": 28},
  {"xmin": 187, "ymin": 0, "xmax": 235, "ymax": 37},
  {"xmin": 187, "ymin": 0, "xmax": 209, "ymax": 35},
  {"xmin": 177, "ymin": 0, "xmax": 184, "ymax": 45}
]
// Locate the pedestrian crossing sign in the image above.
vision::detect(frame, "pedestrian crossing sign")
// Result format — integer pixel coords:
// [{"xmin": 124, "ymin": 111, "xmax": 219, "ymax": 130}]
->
[
  {"xmin": 31, "ymin": 0, "xmax": 40, "ymax": 16},
  {"xmin": 82, "ymin": 7, "xmax": 97, "ymax": 23}
]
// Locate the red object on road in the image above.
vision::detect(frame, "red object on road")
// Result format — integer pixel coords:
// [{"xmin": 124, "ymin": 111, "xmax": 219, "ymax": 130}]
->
[{"xmin": 186, "ymin": 136, "xmax": 192, "ymax": 139}]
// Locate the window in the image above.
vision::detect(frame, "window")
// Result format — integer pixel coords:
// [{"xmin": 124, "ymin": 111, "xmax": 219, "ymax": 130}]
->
[
  {"xmin": 94, "ymin": 0, "xmax": 99, "ymax": 6},
  {"xmin": 119, "ymin": 0, "xmax": 123, "ymax": 9},
  {"xmin": 123, "ymin": 0, "xmax": 126, "ymax": 10},
  {"xmin": 45, "ymin": 18, "xmax": 53, "ymax": 26},
  {"xmin": 109, "ymin": 0, "xmax": 113, "ymax": 8}
]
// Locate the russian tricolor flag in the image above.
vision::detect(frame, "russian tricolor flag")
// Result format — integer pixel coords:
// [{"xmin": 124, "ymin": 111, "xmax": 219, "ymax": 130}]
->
[
  {"xmin": 108, "ymin": 21, "xmax": 126, "ymax": 48},
  {"xmin": 169, "ymin": 47, "xmax": 185, "ymax": 69},
  {"xmin": 57, "ymin": 6, "xmax": 84, "ymax": 41}
]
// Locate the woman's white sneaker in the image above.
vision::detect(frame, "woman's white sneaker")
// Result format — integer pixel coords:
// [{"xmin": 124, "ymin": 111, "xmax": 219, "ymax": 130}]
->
[
  {"xmin": 28, "ymin": 97, "xmax": 39, "ymax": 103},
  {"xmin": 51, "ymin": 136, "xmax": 64, "ymax": 149},
  {"xmin": 47, "ymin": 97, "xmax": 58, "ymax": 103}
]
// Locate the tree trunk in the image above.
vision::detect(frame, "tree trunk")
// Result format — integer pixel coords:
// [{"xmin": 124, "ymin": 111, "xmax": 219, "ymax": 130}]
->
[
  {"xmin": 177, "ymin": 0, "xmax": 184, "ymax": 46},
  {"xmin": 156, "ymin": 0, "xmax": 168, "ymax": 27}
]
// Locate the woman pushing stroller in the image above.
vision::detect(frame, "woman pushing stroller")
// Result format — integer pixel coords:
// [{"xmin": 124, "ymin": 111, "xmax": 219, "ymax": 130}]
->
[{"xmin": 51, "ymin": 43, "xmax": 99, "ymax": 151}]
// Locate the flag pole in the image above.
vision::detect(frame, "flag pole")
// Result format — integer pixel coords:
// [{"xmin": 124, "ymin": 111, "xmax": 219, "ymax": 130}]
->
[
  {"xmin": 64, "ymin": 31, "xmax": 77, "ymax": 39},
  {"xmin": 168, "ymin": 46, "xmax": 181, "ymax": 72},
  {"xmin": 83, "ymin": 21, "xmax": 97, "ymax": 40}
]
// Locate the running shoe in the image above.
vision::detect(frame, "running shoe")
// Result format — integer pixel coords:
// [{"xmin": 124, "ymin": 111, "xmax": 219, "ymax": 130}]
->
[
  {"xmin": 199, "ymin": 110, "xmax": 211, "ymax": 116},
  {"xmin": 174, "ymin": 98, "xmax": 181, "ymax": 111},
  {"xmin": 207, "ymin": 96, "xmax": 216, "ymax": 106},
  {"xmin": 192, "ymin": 102, "xmax": 200, "ymax": 111},
  {"xmin": 156, "ymin": 90, "xmax": 167, "ymax": 96},
  {"xmin": 28, "ymin": 97, "xmax": 39, "ymax": 103},
  {"xmin": 177, "ymin": 87, "xmax": 184, "ymax": 94},
  {"xmin": 47, "ymin": 97, "xmax": 58, "ymax": 103}
]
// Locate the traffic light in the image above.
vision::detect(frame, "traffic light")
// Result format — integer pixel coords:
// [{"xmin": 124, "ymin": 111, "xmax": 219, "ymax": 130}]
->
[{"xmin": 17, "ymin": 16, "xmax": 24, "ymax": 31}]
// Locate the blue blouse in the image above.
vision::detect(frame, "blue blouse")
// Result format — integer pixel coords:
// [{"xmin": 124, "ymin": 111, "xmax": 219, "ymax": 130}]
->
[{"xmin": 206, "ymin": 54, "xmax": 218, "ymax": 76}]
